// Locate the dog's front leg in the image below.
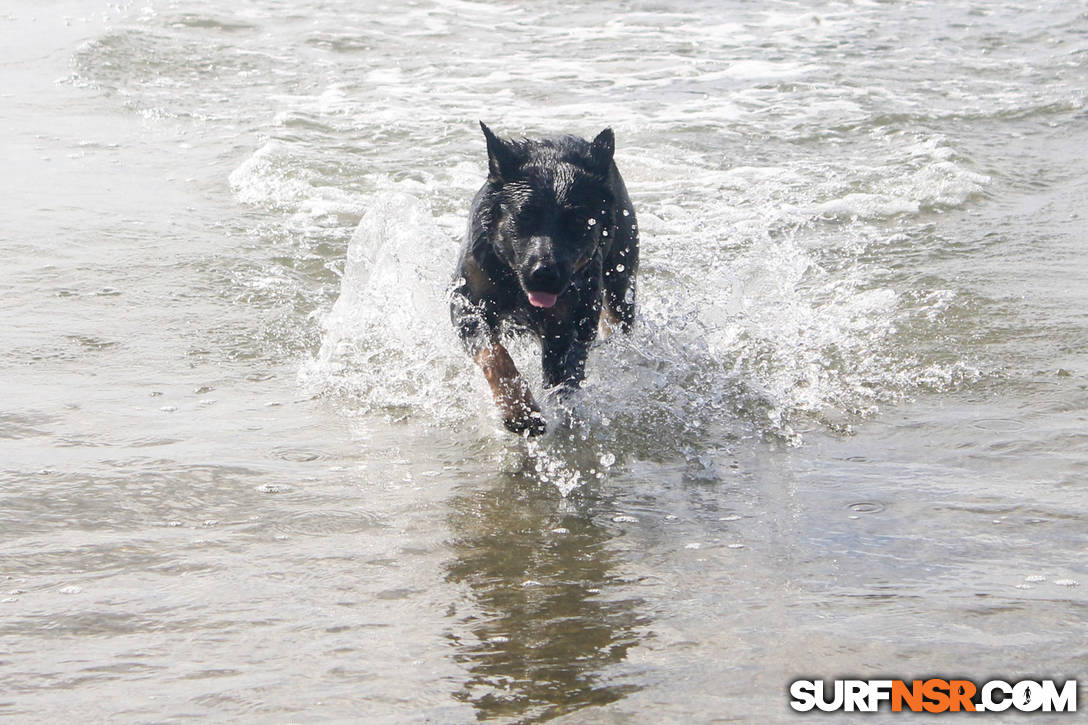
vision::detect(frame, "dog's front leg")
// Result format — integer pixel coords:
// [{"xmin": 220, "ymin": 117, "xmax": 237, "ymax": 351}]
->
[
  {"xmin": 541, "ymin": 332, "xmax": 591, "ymax": 397},
  {"xmin": 542, "ymin": 289, "xmax": 599, "ymax": 399},
  {"xmin": 475, "ymin": 344, "xmax": 546, "ymax": 436},
  {"xmin": 540, "ymin": 333, "xmax": 591, "ymax": 430},
  {"xmin": 451, "ymin": 287, "xmax": 545, "ymax": 436}
]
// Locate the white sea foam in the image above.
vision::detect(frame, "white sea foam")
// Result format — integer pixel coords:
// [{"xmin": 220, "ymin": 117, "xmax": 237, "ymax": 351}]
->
[{"xmin": 229, "ymin": 141, "xmax": 366, "ymax": 219}]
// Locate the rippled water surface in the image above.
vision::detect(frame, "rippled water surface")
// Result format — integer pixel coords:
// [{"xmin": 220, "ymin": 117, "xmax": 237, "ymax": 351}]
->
[{"xmin": 3, "ymin": 0, "xmax": 1087, "ymax": 721}]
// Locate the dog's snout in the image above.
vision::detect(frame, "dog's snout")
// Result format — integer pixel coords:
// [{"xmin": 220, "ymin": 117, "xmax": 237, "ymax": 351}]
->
[{"xmin": 527, "ymin": 263, "xmax": 560, "ymax": 290}]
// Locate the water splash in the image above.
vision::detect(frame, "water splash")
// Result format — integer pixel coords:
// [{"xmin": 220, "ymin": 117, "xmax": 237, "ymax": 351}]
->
[
  {"xmin": 297, "ymin": 182, "xmax": 990, "ymax": 493},
  {"xmin": 298, "ymin": 192, "xmax": 474, "ymax": 425}
]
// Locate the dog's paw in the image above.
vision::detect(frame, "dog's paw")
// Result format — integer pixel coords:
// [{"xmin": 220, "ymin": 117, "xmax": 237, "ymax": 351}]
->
[{"xmin": 503, "ymin": 409, "xmax": 547, "ymax": 437}]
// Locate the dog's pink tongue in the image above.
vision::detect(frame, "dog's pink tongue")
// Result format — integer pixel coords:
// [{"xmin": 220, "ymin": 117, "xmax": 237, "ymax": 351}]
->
[{"xmin": 527, "ymin": 291, "xmax": 558, "ymax": 308}]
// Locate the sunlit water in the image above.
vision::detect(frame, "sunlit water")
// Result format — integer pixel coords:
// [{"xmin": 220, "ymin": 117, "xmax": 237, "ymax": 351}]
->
[{"xmin": 2, "ymin": 0, "xmax": 1087, "ymax": 721}]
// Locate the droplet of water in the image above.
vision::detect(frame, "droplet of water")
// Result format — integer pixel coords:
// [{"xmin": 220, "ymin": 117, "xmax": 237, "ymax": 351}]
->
[
  {"xmin": 59, "ymin": 586, "xmax": 82, "ymax": 595},
  {"xmin": 616, "ymin": 264, "xmax": 625, "ymax": 272},
  {"xmin": 587, "ymin": 218, "xmax": 597, "ymax": 226},
  {"xmin": 622, "ymin": 209, "xmax": 630, "ymax": 217},
  {"xmin": 599, "ymin": 452, "xmax": 616, "ymax": 467}
]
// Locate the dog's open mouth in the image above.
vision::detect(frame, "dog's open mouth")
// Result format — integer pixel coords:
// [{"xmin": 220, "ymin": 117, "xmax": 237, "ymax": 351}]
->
[{"xmin": 526, "ymin": 290, "xmax": 558, "ymax": 308}]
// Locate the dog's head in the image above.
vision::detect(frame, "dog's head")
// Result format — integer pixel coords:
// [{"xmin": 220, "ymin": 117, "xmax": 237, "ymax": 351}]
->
[{"xmin": 479, "ymin": 122, "xmax": 616, "ymax": 309}]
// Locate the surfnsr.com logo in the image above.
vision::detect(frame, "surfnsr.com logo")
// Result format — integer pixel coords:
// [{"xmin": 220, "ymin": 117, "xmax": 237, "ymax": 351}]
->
[{"xmin": 789, "ymin": 679, "xmax": 1077, "ymax": 713}]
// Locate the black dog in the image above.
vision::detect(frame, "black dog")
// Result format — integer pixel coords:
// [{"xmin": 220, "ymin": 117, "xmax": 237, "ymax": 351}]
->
[{"xmin": 450, "ymin": 123, "xmax": 639, "ymax": 435}]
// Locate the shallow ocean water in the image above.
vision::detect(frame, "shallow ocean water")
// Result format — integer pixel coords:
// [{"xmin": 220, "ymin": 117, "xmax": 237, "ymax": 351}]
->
[{"xmin": 2, "ymin": 0, "xmax": 1087, "ymax": 722}]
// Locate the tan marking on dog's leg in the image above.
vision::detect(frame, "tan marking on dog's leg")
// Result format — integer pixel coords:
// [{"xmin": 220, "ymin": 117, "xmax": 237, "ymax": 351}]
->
[
  {"xmin": 474, "ymin": 344, "xmax": 545, "ymax": 435},
  {"xmin": 598, "ymin": 306, "xmax": 621, "ymax": 339}
]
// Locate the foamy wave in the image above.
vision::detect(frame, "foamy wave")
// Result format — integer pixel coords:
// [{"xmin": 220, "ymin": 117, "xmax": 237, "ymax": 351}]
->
[
  {"xmin": 229, "ymin": 140, "xmax": 365, "ymax": 218},
  {"xmin": 812, "ymin": 193, "xmax": 920, "ymax": 219},
  {"xmin": 811, "ymin": 142, "xmax": 990, "ymax": 220}
]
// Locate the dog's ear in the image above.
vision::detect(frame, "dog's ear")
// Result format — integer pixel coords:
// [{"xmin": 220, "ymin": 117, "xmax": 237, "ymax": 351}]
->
[
  {"xmin": 590, "ymin": 128, "xmax": 615, "ymax": 172},
  {"xmin": 480, "ymin": 121, "xmax": 519, "ymax": 181}
]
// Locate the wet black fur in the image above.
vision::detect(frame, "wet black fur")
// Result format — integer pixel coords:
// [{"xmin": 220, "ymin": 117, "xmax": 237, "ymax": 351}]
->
[{"xmin": 450, "ymin": 123, "xmax": 639, "ymax": 420}]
